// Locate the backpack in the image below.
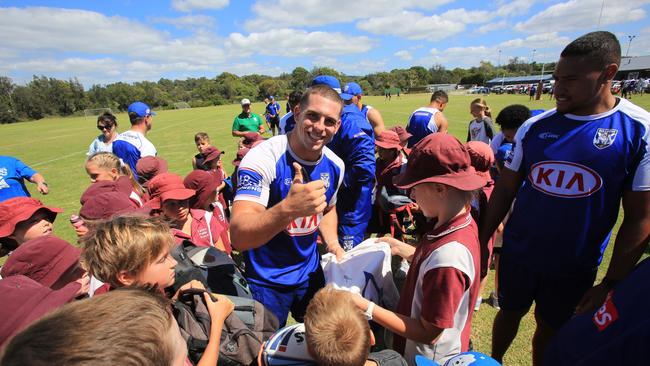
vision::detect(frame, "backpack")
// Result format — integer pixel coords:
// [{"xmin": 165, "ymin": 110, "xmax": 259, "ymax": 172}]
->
[
  {"xmin": 171, "ymin": 240, "xmax": 252, "ymax": 298},
  {"xmin": 173, "ymin": 288, "xmax": 280, "ymax": 366}
]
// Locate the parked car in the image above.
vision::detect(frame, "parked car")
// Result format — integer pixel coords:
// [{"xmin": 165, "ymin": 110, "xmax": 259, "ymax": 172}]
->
[{"xmin": 491, "ymin": 86, "xmax": 504, "ymax": 94}]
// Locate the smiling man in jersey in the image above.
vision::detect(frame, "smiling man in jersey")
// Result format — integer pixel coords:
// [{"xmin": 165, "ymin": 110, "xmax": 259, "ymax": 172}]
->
[
  {"xmin": 230, "ymin": 84, "xmax": 346, "ymax": 327},
  {"xmin": 479, "ymin": 31, "xmax": 650, "ymax": 365}
]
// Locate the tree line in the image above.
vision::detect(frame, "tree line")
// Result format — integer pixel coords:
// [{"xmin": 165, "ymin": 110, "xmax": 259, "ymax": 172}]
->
[{"xmin": 0, "ymin": 58, "xmax": 553, "ymax": 123}]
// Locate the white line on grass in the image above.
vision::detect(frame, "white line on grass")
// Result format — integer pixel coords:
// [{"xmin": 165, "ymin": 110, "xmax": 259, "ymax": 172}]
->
[{"xmin": 30, "ymin": 150, "xmax": 86, "ymax": 167}]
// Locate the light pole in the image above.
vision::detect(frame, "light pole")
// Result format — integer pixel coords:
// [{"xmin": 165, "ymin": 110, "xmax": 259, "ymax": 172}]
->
[
  {"xmin": 626, "ymin": 35, "xmax": 637, "ymax": 57},
  {"xmin": 498, "ymin": 49, "xmax": 505, "ymax": 88},
  {"xmin": 531, "ymin": 49, "xmax": 536, "ymax": 74}
]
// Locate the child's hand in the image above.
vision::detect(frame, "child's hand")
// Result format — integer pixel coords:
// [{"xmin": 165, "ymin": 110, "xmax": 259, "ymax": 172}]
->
[
  {"xmin": 75, "ymin": 272, "xmax": 91, "ymax": 296},
  {"xmin": 204, "ymin": 293, "xmax": 234, "ymax": 323},
  {"xmin": 172, "ymin": 279, "xmax": 206, "ymax": 300},
  {"xmin": 376, "ymin": 237, "xmax": 415, "ymax": 261},
  {"xmin": 74, "ymin": 223, "xmax": 89, "ymax": 237}
]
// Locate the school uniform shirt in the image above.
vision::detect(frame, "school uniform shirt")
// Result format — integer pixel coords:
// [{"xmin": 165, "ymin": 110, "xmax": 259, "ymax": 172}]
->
[
  {"xmin": 171, "ymin": 209, "xmax": 231, "ymax": 254},
  {"xmin": 393, "ymin": 212, "xmax": 480, "ymax": 366},
  {"xmin": 466, "ymin": 117, "xmax": 495, "ymax": 144},
  {"xmin": 406, "ymin": 107, "xmax": 440, "ymax": 147},
  {"xmin": 112, "ymin": 130, "xmax": 157, "ymax": 179},
  {"xmin": 503, "ymin": 98, "xmax": 650, "ymax": 273},
  {"xmin": 544, "ymin": 257, "xmax": 650, "ymax": 366},
  {"xmin": 0, "ymin": 156, "xmax": 37, "ymax": 202},
  {"xmin": 234, "ymin": 135, "xmax": 344, "ymax": 287}
]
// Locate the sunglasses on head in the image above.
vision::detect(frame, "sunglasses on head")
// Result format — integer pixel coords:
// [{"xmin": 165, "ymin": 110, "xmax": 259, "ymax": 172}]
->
[{"xmin": 97, "ymin": 124, "xmax": 113, "ymax": 131}]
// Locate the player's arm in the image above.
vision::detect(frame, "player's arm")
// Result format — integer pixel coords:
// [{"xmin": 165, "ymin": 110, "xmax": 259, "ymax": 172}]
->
[
  {"xmin": 367, "ymin": 108, "xmax": 386, "ymax": 136},
  {"xmin": 576, "ymin": 190, "xmax": 650, "ymax": 313},
  {"xmin": 479, "ymin": 167, "xmax": 524, "ymax": 250},
  {"xmin": 319, "ymin": 205, "xmax": 344, "ymax": 261},
  {"xmin": 29, "ymin": 173, "xmax": 48, "ymax": 194},
  {"xmin": 435, "ymin": 113, "xmax": 449, "ymax": 133}
]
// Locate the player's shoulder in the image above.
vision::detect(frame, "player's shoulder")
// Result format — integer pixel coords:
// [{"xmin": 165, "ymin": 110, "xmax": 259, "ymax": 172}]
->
[
  {"xmin": 618, "ymin": 98, "xmax": 650, "ymax": 129},
  {"xmin": 517, "ymin": 109, "xmax": 558, "ymax": 139},
  {"xmin": 322, "ymin": 146, "xmax": 345, "ymax": 171}
]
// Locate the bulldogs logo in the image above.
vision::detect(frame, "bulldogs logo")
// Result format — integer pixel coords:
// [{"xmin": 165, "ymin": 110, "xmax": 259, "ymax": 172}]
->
[
  {"xmin": 593, "ymin": 128, "xmax": 618, "ymax": 149},
  {"xmin": 320, "ymin": 173, "xmax": 330, "ymax": 190}
]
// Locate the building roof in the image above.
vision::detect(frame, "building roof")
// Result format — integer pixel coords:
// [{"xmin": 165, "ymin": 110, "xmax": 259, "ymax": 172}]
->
[
  {"xmin": 619, "ymin": 56, "xmax": 650, "ymax": 72},
  {"xmin": 486, "ymin": 74, "xmax": 553, "ymax": 85}
]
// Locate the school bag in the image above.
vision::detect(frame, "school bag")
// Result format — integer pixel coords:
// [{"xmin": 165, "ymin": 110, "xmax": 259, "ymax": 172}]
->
[
  {"xmin": 171, "ymin": 239, "xmax": 252, "ymax": 299},
  {"xmin": 173, "ymin": 288, "xmax": 280, "ymax": 366}
]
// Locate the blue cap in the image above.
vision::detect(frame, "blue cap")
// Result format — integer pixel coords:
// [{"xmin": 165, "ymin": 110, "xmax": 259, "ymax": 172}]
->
[
  {"xmin": 269, "ymin": 95, "xmax": 275, "ymax": 100},
  {"xmin": 496, "ymin": 143, "xmax": 513, "ymax": 163},
  {"xmin": 442, "ymin": 352, "xmax": 501, "ymax": 366},
  {"xmin": 127, "ymin": 101, "xmax": 155, "ymax": 117},
  {"xmin": 341, "ymin": 82, "xmax": 363, "ymax": 100},
  {"xmin": 310, "ymin": 75, "xmax": 342, "ymax": 93}
]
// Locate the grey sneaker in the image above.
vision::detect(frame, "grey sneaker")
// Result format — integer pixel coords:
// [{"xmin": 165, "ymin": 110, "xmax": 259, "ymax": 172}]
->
[{"xmin": 489, "ymin": 291, "xmax": 500, "ymax": 310}]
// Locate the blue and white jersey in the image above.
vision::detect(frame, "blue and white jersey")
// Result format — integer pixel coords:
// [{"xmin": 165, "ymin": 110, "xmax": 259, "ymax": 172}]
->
[
  {"xmin": 234, "ymin": 135, "xmax": 345, "ymax": 287},
  {"xmin": 112, "ymin": 130, "xmax": 156, "ymax": 179},
  {"xmin": 359, "ymin": 104, "xmax": 374, "ymax": 138},
  {"xmin": 406, "ymin": 107, "xmax": 440, "ymax": 147},
  {"xmin": 503, "ymin": 98, "xmax": 650, "ymax": 272},
  {"xmin": 279, "ymin": 112, "xmax": 295, "ymax": 135}
]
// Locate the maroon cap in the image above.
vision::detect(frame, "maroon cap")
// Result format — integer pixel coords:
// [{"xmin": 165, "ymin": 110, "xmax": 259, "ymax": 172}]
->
[
  {"xmin": 79, "ymin": 191, "xmax": 139, "ymax": 220},
  {"xmin": 146, "ymin": 173, "xmax": 195, "ymax": 210},
  {"xmin": 1, "ymin": 236, "xmax": 81, "ymax": 288},
  {"xmin": 242, "ymin": 132, "xmax": 264, "ymax": 148},
  {"xmin": 202, "ymin": 146, "xmax": 224, "ymax": 165},
  {"xmin": 465, "ymin": 141, "xmax": 495, "ymax": 181},
  {"xmin": 375, "ymin": 130, "xmax": 402, "ymax": 150},
  {"xmin": 232, "ymin": 147, "xmax": 251, "ymax": 166},
  {"xmin": 79, "ymin": 177, "xmax": 132, "ymax": 205},
  {"xmin": 135, "ymin": 156, "xmax": 168, "ymax": 185},
  {"xmin": 393, "ymin": 134, "xmax": 487, "ymax": 191},
  {"xmin": 0, "ymin": 197, "xmax": 62, "ymax": 239},
  {"xmin": 389, "ymin": 126, "xmax": 412, "ymax": 147},
  {"xmin": 184, "ymin": 170, "xmax": 221, "ymax": 209},
  {"xmin": 0, "ymin": 275, "xmax": 79, "ymax": 347}
]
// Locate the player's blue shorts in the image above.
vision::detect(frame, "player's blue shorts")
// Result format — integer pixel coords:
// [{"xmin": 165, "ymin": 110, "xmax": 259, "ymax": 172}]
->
[
  {"xmin": 248, "ymin": 267, "xmax": 325, "ymax": 327},
  {"xmin": 498, "ymin": 255, "xmax": 597, "ymax": 329},
  {"xmin": 338, "ymin": 221, "xmax": 369, "ymax": 251}
]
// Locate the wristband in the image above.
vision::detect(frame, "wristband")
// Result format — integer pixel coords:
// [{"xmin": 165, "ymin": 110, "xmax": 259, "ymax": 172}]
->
[{"xmin": 364, "ymin": 301, "xmax": 375, "ymax": 321}]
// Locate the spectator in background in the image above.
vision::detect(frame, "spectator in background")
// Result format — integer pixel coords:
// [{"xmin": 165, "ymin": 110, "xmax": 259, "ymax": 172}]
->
[
  {"xmin": 266, "ymin": 95, "xmax": 281, "ymax": 136},
  {"xmin": 489, "ymin": 104, "xmax": 531, "ymax": 155},
  {"xmin": 0, "ymin": 156, "xmax": 49, "ymax": 202},
  {"xmin": 466, "ymin": 98, "xmax": 495, "ymax": 144},
  {"xmin": 406, "ymin": 91, "xmax": 449, "ymax": 147},
  {"xmin": 279, "ymin": 91, "xmax": 303, "ymax": 135},
  {"xmin": 111, "ymin": 101, "xmax": 157, "ymax": 180},
  {"xmin": 87, "ymin": 112, "xmax": 119, "ymax": 156},
  {"xmin": 232, "ymin": 98, "xmax": 265, "ymax": 137}
]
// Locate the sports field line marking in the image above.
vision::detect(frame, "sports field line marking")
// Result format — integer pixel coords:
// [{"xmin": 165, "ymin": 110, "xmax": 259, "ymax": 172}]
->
[{"xmin": 30, "ymin": 150, "xmax": 86, "ymax": 167}]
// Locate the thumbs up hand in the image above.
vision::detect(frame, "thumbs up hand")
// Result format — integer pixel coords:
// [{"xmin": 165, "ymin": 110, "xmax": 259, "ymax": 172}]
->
[{"xmin": 284, "ymin": 162, "xmax": 327, "ymax": 217}]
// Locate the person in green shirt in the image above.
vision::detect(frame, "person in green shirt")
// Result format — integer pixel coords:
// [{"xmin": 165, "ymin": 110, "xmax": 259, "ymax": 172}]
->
[{"xmin": 232, "ymin": 98, "xmax": 265, "ymax": 137}]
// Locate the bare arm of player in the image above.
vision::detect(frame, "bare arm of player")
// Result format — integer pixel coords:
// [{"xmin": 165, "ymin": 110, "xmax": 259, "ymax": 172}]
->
[
  {"xmin": 230, "ymin": 162, "xmax": 327, "ymax": 251},
  {"xmin": 352, "ymin": 294, "xmax": 444, "ymax": 345},
  {"xmin": 29, "ymin": 173, "xmax": 49, "ymax": 194},
  {"xmin": 479, "ymin": 167, "xmax": 524, "ymax": 252},
  {"xmin": 435, "ymin": 113, "xmax": 449, "ymax": 134},
  {"xmin": 367, "ymin": 108, "xmax": 386, "ymax": 137},
  {"xmin": 319, "ymin": 205, "xmax": 344, "ymax": 261},
  {"xmin": 575, "ymin": 190, "xmax": 650, "ymax": 314}
]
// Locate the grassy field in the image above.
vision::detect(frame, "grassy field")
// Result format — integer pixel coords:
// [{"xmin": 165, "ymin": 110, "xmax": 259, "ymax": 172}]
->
[{"xmin": 2, "ymin": 92, "xmax": 649, "ymax": 365}]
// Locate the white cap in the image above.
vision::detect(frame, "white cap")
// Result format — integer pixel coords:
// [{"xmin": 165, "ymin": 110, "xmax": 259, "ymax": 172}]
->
[{"xmin": 241, "ymin": 98, "xmax": 251, "ymax": 105}]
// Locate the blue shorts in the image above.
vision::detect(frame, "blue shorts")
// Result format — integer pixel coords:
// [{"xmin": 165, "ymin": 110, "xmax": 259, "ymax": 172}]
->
[
  {"xmin": 338, "ymin": 221, "xmax": 368, "ymax": 251},
  {"xmin": 498, "ymin": 257, "xmax": 597, "ymax": 329},
  {"xmin": 248, "ymin": 267, "xmax": 325, "ymax": 327}
]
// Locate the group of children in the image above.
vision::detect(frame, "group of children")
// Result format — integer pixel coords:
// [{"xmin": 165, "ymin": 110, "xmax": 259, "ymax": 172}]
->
[{"xmin": 0, "ymin": 96, "xmax": 534, "ymax": 366}]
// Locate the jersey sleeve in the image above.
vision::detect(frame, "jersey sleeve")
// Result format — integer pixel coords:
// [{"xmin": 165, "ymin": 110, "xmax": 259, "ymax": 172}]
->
[
  {"xmin": 232, "ymin": 117, "xmax": 240, "ymax": 131},
  {"xmin": 233, "ymin": 143, "xmax": 276, "ymax": 207},
  {"xmin": 426, "ymin": 115, "xmax": 438, "ymax": 134},
  {"xmin": 420, "ymin": 267, "xmax": 470, "ymax": 329},
  {"xmin": 630, "ymin": 125, "xmax": 650, "ymax": 191},
  {"xmin": 14, "ymin": 158, "xmax": 36, "ymax": 180}
]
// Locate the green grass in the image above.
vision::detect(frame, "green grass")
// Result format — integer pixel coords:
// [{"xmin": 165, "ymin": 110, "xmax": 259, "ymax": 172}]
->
[{"xmin": 2, "ymin": 92, "xmax": 649, "ymax": 365}]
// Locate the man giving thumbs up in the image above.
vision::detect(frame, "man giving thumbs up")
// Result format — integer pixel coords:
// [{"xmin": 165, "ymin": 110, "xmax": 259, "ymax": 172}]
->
[{"xmin": 231, "ymin": 84, "xmax": 346, "ymax": 326}]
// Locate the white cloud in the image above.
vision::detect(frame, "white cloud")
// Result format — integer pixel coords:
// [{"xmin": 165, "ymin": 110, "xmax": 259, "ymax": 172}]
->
[
  {"xmin": 151, "ymin": 15, "xmax": 216, "ymax": 29},
  {"xmin": 311, "ymin": 56, "xmax": 388, "ymax": 75},
  {"xmin": 496, "ymin": 0, "xmax": 537, "ymax": 17},
  {"xmin": 244, "ymin": 0, "xmax": 453, "ymax": 30},
  {"xmin": 357, "ymin": 8, "xmax": 492, "ymax": 41},
  {"xmin": 225, "ymin": 28, "xmax": 373, "ymax": 57},
  {"xmin": 171, "ymin": 0, "xmax": 229, "ymax": 12},
  {"xmin": 515, "ymin": 0, "xmax": 648, "ymax": 33},
  {"xmin": 395, "ymin": 50, "xmax": 413, "ymax": 61},
  {"xmin": 498, "ymin": 32, "xmax": 571, "ymax": 50},
  {"xmin": 476, "ymin": 20, "xmax": 507, "ymax": 34}
]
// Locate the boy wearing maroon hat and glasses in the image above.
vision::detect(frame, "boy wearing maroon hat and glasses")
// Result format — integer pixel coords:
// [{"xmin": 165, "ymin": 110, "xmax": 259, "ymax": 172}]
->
[{"xmin": 351, "ymin": 133, "xmax": 485, "ymax": 365}]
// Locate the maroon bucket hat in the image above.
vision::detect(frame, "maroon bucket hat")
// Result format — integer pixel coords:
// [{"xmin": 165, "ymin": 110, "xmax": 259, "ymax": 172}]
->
[
  {"xmin": 388, "ymin": 126, "xmax": 412, "ymax": 147},
  {"xmin": 0, "ymin": 197, "xmax": 62, "ymax": 239},
  {"xmin": 202, "ymin": 146, "xmax": 224, "ymax": 165},
  {"xmin": 79, "ymin": 191, "xmax": 140, "ymax": 220},
  {"xmin": 465, "ymin": 141, "xmax": 495, "ymax": 181},
  {"xmin": 375, "ymin": 130, "xmax": 403, "ymax": 150},
  {"xmin": 393, "ymin": 133, "xmax": 487, "ymax": 191},
  {"xmin": 135, "ymin": 156, "xmax": 168, "ymax": 186},
  {"xmin": 184, "ymin": 170, "xmax": 221, "ymax": 209},
  {"xmin": 146, "ymin": 173, "xmax": 195, "ymax": 210}
]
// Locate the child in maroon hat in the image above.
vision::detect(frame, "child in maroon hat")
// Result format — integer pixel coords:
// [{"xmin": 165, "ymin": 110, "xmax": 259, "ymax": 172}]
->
[
  {"xmin": 85, "ymin": 152, "xmax": 145, "ymax": 206},
  {"xmin": 148, "ymin": 172, "xmax": 231, "ymax": 254},
  {"xmin": 389, "ymin": 126, "xmax": 413, "ymax": 156},
  {"xmin": 351, "ymin": 133, "xmax": 487, "ymax": 365},
  {"xmin": 1, "ymin": 235, "xmax": 89, "ymax": 296},
  {"xmin": 184, "ymin": 170, "xmax": 229, "ymax": 228},
  {"xmin": 135, "ymin": 156, "xmax": 168, "ymax": 188},
  {"xmin": 0, "ymin": 197, "xmax": 62, "ymax": 257}
]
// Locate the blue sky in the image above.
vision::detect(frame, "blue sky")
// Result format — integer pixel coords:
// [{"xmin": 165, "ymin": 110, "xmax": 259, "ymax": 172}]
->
[{"xmin": 1, "ymin": 0, "xmax": 649, "ymax": 86}]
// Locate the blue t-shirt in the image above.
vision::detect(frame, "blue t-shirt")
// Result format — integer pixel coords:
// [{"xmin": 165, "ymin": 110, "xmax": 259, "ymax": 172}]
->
[
  {"xmin": 0, "ymin": 156, "xmax": 37, "ymax": 202},
  {"xmin": 266, "ymin": 102, "xmax": 281, "ymax": 118},
  {"xmin": 544, "ymin": 258, "xmax": 650, "ymax": 365},
  {"xmin": 234, "ymin": 135, "xmax": 345, "ymax": 287},
  {"xmin": 503, "ymin": 98, "xmax": 650, "ymax": 272},
  {"xmin": 406, "ymin": 107, "xmax": 440, "ymax": 147}
]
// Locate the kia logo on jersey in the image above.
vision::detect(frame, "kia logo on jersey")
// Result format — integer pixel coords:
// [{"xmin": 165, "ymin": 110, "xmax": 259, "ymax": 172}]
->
[
  {"xmin": 286, "ymin": 213, "xmax": 322, "ymax": 235},
  {"xmin": 528, "ymin": 161, "xmax": 603, "ymax": 198}
]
